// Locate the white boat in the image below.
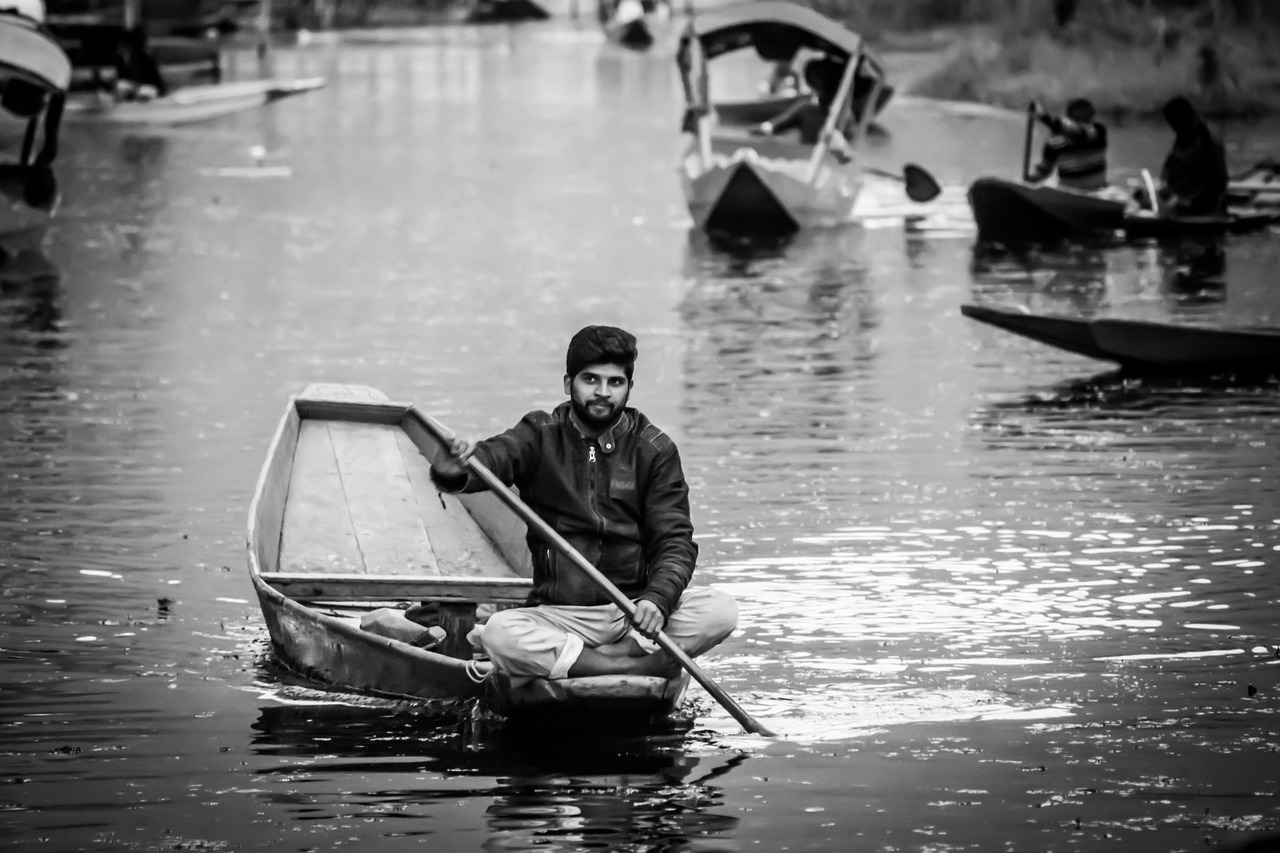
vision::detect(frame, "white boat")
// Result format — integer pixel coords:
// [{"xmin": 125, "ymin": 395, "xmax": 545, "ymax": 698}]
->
[
  {"xmin": 676, "ymin": 0, "xmax": 888, "ymax": 237},
  {"xmin": 1, "ymin": 10, "xmax": 71, "ymax": 257},
  {"xmin": 63, "ymin": 75, "xmax": 326, "ymax": 125}
]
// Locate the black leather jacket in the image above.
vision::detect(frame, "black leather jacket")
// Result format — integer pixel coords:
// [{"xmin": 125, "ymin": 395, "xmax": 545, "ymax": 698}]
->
[{"xmin": 430, "ymin": 403, "xmax": 697, "ymax": 617}]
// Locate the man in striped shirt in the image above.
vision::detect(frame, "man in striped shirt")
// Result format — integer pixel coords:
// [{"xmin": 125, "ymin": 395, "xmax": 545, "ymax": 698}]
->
[{"xmin": 1028, "ymin": 98, "xmax": 1109, "ymax": 192}]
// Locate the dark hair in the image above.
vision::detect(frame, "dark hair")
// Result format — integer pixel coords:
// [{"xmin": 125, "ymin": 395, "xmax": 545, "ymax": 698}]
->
[
  {"xmin": 566, "ymin": 326, "xmax": 637, "ymax": 380},
  {"xmin": 1, "ymin": 79, "xmax": 47, "ymax": 119},
  {"xmin": 1066, "ymin": 97, "xmax": 1095, "ymax": 122},
  {"xmin": 1162, "ymin": 96, "xmax": 1197, "ymax": 131}
]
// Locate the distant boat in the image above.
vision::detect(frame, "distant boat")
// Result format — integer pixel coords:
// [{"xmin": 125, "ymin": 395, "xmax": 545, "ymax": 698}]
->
[
  {"xmin": 969, "ymin": 173, "xmax": 1280, "ymax": 247},
  {"xmin": 465, "ymin": 0, "xmax": 550, "ymax": 24},
  {"xmin": 62, "ymin": 75, "xmax": 325, "ymax": 125},
  {"xmin": 599, "ymin": 0, "xmax": 668, "ymax": 50},
  {"xmin": 1, "ymin": 10, "xmax": 71, "ymax": 257},
  {"xmin": 676, "ymin": 0, "xmax": 891, "ymax": 238},
  {"xmin": 247, "ymin": 384, "xmax": 692, "ymax": 723},
  {"xmin": 967, "ymin": 178, "xmax": 1126, "ymax": 245},
  {"xmin": 961, "ymin": 303, "xmax": 1280, "ymax": 372}
]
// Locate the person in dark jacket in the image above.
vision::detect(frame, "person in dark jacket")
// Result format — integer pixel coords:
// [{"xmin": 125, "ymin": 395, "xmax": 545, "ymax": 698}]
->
[
  {"xmin": 1158, "ymin": 95, "xmax": 1228, "ymax": 216},
  {"xmin": 430, "ymin": 326, "xmax": 738, "ymax": 680},
  {"xmin": 1028, "ymin": 97, "xmax": 1109, "ymax": 191}
]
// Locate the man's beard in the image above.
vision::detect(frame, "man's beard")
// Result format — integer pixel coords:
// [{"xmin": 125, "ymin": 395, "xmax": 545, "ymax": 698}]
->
[{"xmin": 571, "ymin": 395, "xmax": 625, "ymax": 430}]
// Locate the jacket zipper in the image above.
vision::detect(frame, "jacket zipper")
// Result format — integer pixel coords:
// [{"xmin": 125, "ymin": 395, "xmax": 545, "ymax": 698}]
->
[{"xmin": 587, "ymin": 442, "xmax": 604, "ymax": 535}]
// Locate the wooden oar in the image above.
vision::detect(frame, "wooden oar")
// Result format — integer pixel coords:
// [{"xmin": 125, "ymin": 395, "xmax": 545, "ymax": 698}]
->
[
  {"xmin": 864, "ymin": 163, "xmax": 941, "ymax": 202},
  {"xmin": 418, "ymin": 412, "xmax": 777, "ymax": 738},
  {"xmin": 1021, "ymin": 101, "xmax": 1036, "ymax": 182}
]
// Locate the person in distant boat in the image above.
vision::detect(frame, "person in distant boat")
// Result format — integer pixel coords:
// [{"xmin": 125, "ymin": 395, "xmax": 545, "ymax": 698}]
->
[
  {"xmin": 1027, "ymin": 97, "xmax": 1109, "ymax": 191},
  {"xmin": 430, "ymin": 325, "xmax": 738, "ymax": 681},
  {"xmin": 112, "ymin": 25, "xmax": 168, "ymax": 101},
  {"xmin": 1157, "ymin": 95, "xmax": 1228, "ymax": 216},
  {"xmin": 753, "ymin": 56, "xmax": 852, "ymax": 158}
]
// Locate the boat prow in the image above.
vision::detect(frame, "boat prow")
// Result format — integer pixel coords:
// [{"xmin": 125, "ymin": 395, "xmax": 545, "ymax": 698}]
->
[
  {"xmin": 247, "ymin": 383, "xmax": 693, "ymax": 724},
  {"xmin": 963, "ymin": 304, "xmax": 1280, "ymax": 373},
  {"xmin": 960, "ymin": 303, "xmax": 1109, "ymax": 361}
]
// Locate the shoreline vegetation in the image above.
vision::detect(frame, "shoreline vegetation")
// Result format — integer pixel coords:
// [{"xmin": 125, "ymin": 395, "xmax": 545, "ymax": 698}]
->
[
  {"xmin": 824, "ymin": 0, "xmax": 1280, "ymax": 120},
  {"xmin": 248, "ymin": 0, "xmax": 1280, "ymax": 119}
]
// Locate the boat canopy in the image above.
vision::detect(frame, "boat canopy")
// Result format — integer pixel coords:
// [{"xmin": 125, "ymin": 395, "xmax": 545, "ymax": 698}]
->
[
  {"xmin": 684, "ymin": 0, "xmax": 863, "ymax": 63},
  {"xmin": 0, "ymin": 12, "xmax": 72, "ymax": 91}
]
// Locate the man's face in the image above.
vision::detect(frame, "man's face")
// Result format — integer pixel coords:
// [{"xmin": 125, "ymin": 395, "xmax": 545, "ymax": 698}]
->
[{"xmin": 565, "ymin": 362, "xmax": 632, "ymax": 429}]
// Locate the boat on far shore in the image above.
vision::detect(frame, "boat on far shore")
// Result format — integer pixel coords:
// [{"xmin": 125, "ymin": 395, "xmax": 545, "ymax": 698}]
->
[{"xmin": 962, "ymin": 303, "xmax": 1280, "ymax": 373}]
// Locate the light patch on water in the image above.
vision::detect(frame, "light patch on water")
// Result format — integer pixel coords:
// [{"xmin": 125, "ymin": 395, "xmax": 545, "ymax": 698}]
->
[
  {"xmin": 706, "ymin": 684, "xmax": 1078, "ymax": 743},
  {"xmin": 1097, "ymin": 648, "xmax": 1246, "ymax": 662}
]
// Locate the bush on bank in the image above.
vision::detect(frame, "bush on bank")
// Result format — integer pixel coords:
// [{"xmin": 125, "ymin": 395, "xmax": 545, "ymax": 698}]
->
[{"xmin": 809, "ymin": 0, "xmax": 1280, "ymax": 119}]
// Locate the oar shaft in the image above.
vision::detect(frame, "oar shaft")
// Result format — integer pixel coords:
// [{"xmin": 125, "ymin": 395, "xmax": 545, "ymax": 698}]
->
[{"xmin": 462, "ymin": 456, "xmax": 775, "ymax": 736}]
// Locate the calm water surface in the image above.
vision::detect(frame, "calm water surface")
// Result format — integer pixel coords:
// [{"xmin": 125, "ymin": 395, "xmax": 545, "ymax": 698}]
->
[{"xmin": 2, "ymin": 20, "xmax": 1279, "ymax": 853}]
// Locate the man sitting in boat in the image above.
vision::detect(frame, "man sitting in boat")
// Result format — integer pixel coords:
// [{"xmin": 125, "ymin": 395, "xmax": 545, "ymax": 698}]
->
[
  {"xmin": 752, "ymin": 56, "xmax": 853, "ymax": 160},
  {"xmin": 1157, "ymin": 95, "xmax": 1228, "ymax": 216},
  {"xmin": 430, "ymin": 326, "xmax": 738, "ymax": 681},
  {"xmin": 1027, "ymin": 98, "xmax": 1108, "ymax": 192}
]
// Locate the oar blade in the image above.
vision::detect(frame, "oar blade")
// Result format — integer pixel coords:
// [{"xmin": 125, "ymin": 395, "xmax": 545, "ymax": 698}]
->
[{"xmin": 902, "ymin": 163, "xmax": 941, "ymax": 202}]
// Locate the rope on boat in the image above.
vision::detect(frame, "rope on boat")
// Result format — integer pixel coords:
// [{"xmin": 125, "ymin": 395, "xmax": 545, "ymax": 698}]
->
[{"xmin": 465, "ymin": 659, "xmax": 493, "ymax": 684}]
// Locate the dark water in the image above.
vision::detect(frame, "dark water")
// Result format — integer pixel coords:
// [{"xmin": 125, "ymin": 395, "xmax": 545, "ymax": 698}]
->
[{"xmin": 3, "ymin": 20, "xmax": 1279, "ymax": 853}]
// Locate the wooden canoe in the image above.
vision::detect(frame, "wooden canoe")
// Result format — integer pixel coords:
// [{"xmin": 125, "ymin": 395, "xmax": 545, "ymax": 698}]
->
[
  {"xmin": 63, "ymin": 76, "xmax": 325, "ymax": 125},
  {"xmin": 967, "ymin": 177, "xmax": 1126, "ymax": 245},
  {"xmin": 962, "ymin": 304, "xmax": 1280, "ymax": 372},
  {"xmin": 246, "ymin": 384, "xmax": 690, "ymax": 720}
]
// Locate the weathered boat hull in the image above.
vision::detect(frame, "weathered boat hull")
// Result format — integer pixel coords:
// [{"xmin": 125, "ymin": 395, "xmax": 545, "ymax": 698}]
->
[
  {"xmin": 1089, "ymin": 319, "xmax": 1280, "ymax": 370},
  {"xmin": 963, "ymin": 304, "xmax": 1280, "ymax": 372},
  {"xmin": 247, "ymin": 384, "xmax": 690, "ymax": 720},
  {"xmin": 1121, "ymin": 208, "xmax": 1280, "ymax": 239},
  {"xmin": 64, "ymin": 76, "xmax": 325, "ymax": 125},
  {"xmin": 682, "ymin": 141, "xmax": 860, "ymax": 237},
  {"xmin": 967, "ymin": 177, "xmax": 1126, "ymax": 245}
]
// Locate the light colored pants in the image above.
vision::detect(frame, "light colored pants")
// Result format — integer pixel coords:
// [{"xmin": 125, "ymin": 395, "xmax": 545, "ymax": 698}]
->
[{"xmin": 477, "ymin": 587, "xmax": 738, "ymax": 679}]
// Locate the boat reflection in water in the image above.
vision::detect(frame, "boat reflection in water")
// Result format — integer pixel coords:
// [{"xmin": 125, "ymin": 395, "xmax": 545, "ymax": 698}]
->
[
  {"xmin": 0, "ymin": 248, "xmax": 62, "ymax": 341},
  {"xmin": 249, "ymin": 698, "xmax": 742, "ymax": 850}
]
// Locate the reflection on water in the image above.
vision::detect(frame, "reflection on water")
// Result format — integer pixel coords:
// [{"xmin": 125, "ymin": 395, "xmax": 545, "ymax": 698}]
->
[
  {"xmin": 250, "ymin": 701, "xmax": 742, "ymax": 852},
  {"xmin": 1, "ymin": 22, "xmax": 1279, "ymax": 853}
]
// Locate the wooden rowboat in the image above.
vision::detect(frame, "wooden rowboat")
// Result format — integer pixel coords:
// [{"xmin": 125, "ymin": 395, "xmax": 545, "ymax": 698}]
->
[
  {"xmin": 63, "ymin": 75, "xmax": 325, "ymax": 125},
  {"xmin": 247, "ymin": 384, "xmax": 690, "ymax": 721},
  {"xmin": 962, "ymin": 303, "xmax": 1280, "ymax": 372}
]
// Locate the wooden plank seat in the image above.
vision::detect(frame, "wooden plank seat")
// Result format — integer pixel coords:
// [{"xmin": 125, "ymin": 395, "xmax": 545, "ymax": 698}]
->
[{"xmin": 259, "ymin": 572, "xmax": 532, "ymax": 604}]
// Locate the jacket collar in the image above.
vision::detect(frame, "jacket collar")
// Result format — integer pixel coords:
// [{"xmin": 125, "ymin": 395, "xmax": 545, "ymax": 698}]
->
[{"xmin": 560, "ymin": 403, "xmax": 631, "ymax": 455}]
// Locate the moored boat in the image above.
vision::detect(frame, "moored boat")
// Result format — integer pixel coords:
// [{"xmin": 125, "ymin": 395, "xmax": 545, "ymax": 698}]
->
[
  {"xmin": 962, "ymin": 303, "xmax": 1280, "ymax": 372},
  {"xmin": 1, "ymin": 10, "xmax": 71, "ymax": 258},
  {"xmin": 63, "ymin": 75, "xmax": 325, "ymax": 125},
  {"xmin": 247, "ymin": 384, "xmax": 690, "ymax": 721},
  {"xmin": 676, "ymin": 0, "xmax": 889, "ymax": 238}
]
